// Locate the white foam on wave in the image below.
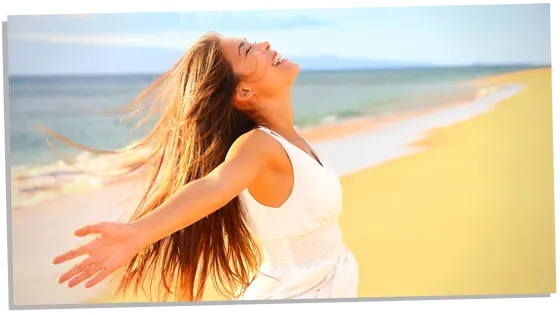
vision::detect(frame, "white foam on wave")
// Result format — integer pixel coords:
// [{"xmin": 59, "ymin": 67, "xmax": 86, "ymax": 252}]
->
[
  {"xmin": 312, "ymin": 84, "xmax": 525, "ymax": 177},
  {"xmin": 11, "ymin": 143, "xmax": 152, "ymax": 209}
]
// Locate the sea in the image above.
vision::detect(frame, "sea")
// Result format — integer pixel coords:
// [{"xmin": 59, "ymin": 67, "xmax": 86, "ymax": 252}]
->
[{"xmin": 7, "ymin": 65, "xmax": 536, "ymax": 208}]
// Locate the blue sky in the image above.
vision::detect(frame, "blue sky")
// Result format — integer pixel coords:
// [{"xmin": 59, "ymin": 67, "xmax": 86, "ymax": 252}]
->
[{"xmin": 7, "ymin": 4, "xmax": 552, "ymax": 75}]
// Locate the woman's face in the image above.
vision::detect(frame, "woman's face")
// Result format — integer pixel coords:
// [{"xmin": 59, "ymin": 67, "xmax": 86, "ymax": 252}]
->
[{"xmin": 220, "ymin": 37, "xmax": 300, "ymax": 102}]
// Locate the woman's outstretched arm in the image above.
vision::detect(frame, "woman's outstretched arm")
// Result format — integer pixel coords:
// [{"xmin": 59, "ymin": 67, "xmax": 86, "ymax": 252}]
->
[
  {"xmin": 52, "ymin": 129, "xmax": 280, "ymax": 288},
  {"xmin": 129, "ymin": 129, "xmax": 277, "ymax": 247}
]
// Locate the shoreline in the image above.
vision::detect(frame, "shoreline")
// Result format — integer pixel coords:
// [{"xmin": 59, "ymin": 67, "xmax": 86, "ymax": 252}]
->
[{"xmin": 10, "ymin": 79, "xmax": 503, "ymax": 211}]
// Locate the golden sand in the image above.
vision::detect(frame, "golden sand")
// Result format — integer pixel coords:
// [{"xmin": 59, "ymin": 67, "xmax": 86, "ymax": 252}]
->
[
  {"xmin": 88, "ymin": 68, "xmax": 555, "ymax": 304},
  {"xmin": 339, "ymin": 68, "xmax": 555, "ymax": 297}
]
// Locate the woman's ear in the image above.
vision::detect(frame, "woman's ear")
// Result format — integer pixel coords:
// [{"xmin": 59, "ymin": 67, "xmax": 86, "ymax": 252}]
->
[{"xmin": 235, "ymin": 88, "xmax": 256, "ymax": 104}]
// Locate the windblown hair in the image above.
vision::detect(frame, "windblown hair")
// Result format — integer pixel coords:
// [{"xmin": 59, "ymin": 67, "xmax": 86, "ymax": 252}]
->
[{"xmin": 42, "ymin": 32, "xmax": 263, "ymax": 301}]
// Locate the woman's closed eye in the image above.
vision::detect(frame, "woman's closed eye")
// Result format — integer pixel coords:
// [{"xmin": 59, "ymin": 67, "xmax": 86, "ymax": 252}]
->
[{"xmin": 245, "ymin": 42, "xmax": 257, "ymax": 56}]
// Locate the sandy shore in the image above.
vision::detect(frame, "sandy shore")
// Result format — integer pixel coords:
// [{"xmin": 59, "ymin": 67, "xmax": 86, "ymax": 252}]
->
[
  {"xmin": 9, "ymin": 68, "xmax": 555, "ymax": 307},
  {"xmin": 339, "ymin": 68, "xmax": 555, "ymax": 297}
]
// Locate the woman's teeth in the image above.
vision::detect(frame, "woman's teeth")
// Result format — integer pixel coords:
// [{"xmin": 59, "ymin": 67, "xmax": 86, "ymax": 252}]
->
[{"xmin": 273, "ymin": 53, "xmax": 282, "ymax": 66}]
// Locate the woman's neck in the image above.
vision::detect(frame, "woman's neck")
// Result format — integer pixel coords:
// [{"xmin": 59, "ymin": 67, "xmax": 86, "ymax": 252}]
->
[{"xmin": 256, "ymin": 95, "xmax": 299, "ymax": 140}]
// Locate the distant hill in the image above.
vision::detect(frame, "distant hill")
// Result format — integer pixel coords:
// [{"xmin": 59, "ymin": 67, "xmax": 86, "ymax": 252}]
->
[{"xmin": 8, "ymin": 42, "xmax": 430, "ymax": 76}]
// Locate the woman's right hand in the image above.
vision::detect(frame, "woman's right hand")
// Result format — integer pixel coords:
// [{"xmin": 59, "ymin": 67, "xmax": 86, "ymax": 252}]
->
[{"xmin": 53, "ymin": 221, "xmax": 146, "ymax": 289}]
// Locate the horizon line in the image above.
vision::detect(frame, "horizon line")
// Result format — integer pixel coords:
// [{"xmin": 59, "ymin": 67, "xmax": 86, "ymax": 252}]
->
[{"xmin": 7, "ymin": 64, "xmax": 550, "ymax": 78}]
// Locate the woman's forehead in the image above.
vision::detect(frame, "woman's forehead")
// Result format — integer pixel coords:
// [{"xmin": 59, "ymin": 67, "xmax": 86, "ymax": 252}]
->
[
  {"xmin": 221, "ymin": 37, "xmax": 244, "ymax": 49},
  {"xmin": 220, "ymin": 37, "xmax": 249, "ymax": 64}
]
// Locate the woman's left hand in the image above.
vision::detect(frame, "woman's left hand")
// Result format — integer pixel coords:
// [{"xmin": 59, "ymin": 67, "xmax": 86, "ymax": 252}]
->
[{"xmin": 53, "ymin": 221, "xmax": 146, "ymax": 289}]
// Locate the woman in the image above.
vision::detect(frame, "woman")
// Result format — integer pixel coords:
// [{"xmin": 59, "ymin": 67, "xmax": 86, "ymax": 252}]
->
[{"xmin": 51, "ymin": 32, "xmax": 359, "ymax": 301}]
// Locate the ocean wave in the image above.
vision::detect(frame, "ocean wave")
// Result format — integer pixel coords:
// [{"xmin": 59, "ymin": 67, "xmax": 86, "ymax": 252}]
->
[{"xmin": 10, "ymin": 143, "xmax": 151, "ymax": 210}]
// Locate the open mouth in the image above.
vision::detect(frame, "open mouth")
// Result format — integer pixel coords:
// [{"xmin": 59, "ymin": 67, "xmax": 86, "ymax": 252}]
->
[{"xmin": 272, "ymin": 52, "xmax": 284, "ymax": 67}]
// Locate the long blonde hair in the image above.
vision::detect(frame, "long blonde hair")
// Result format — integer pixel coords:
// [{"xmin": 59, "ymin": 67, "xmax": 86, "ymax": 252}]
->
[{"xmin": 42, "ymin": 32, "xmax": 262, "ymax": 301}]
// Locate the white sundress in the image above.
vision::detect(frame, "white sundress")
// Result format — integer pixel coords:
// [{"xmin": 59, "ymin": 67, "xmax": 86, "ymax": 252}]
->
[{"xmin": 237, "ymin": 126, "xmax": 359, "ymax": 300}]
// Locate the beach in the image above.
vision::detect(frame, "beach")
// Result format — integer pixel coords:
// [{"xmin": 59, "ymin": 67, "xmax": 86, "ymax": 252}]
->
[
  {"xmin": 8, "ymin": 67, "xmax": 555, "ymax": 306},
  {"xmin": 339, "ymin": 68, "xmax": 556, "ymax": 297}
]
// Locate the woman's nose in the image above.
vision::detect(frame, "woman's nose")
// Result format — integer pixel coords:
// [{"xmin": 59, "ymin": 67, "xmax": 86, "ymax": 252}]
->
[{"xmin": 260, "ymin": 41, "xmax": 271, "ymax": 52}]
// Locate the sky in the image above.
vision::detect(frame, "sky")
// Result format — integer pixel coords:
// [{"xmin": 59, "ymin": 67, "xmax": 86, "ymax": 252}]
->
[{"xmin": 6, "ymin": 4, "xmax": 552, "ymax": 75}]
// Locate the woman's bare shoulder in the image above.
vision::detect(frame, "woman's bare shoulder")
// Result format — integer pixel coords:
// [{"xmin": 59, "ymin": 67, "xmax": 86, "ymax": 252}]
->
[{"xmin": 226, "ymin": 128, "xmax": 284, "ymax": 163}]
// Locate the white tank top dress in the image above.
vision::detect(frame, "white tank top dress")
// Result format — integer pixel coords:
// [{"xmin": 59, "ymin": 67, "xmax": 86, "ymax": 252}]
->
[{"xmin": 236, "ymin": 126, "xmax": 359, "ymax": 300}]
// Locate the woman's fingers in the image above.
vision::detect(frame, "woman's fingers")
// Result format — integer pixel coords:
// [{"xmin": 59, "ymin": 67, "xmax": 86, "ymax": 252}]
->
[
  {"xmin": 54, "ymin": 223, "xmax": 106, "ymax": 265},
  {"xmin": 58, "ymin": 257, "xmax": 93, "ymax": 284},
  {"xmin": 85, "ymin": 268, "xmax": 113, "ymax": 288},
  {"xmin": 52, "ymin": 244, "xmax": 90, "ymax": 265},
  {"xmin": 74, "ymin": 222, "xmax": 106, "ymax": 237},
  {"xmin": 67, "ymin": 264, "xmax": 102, "ymax": 288}
]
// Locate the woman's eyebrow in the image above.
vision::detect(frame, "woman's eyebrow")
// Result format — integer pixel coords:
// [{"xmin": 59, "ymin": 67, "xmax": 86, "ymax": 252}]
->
[{"xmin": 238, "ymin": 38, "xmax": 249, "ymax": 56}]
